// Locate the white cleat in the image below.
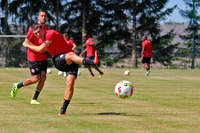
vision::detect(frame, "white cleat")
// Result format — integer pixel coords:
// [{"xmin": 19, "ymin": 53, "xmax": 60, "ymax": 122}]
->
[{"xmin": 145, "ymin": 70, "xmax": 151, "ymax": 76}]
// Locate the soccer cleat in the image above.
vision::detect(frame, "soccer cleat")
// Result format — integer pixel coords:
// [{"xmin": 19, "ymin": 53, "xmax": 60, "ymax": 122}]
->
[
  {"xmin": 58, "ymin": 112, "xmax": 66, "ymax": 116},
  {"xmin": 93, "ymin": 50, "xmax": 99, "ymax": 65},
  {"xmin": 99, "ymin": 72, "xmax": 104, "ymax": 78},
  {"xmin": 89, "ymin": 75, "xmax": 94, "ymax": 78},
  {"xmin": 145, "ymin": 70, "xmax": 151, "ymax": 76},
  {"xmin": 10, "ymin": 83, "xmax": 19, "ymax": 99},
  {"xmin": 30, "ymin": 99, "xmax": 40, "ymax": 104}
]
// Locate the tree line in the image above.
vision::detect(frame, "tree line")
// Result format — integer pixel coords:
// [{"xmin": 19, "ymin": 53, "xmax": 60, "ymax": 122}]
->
[{"xmin": 0, "ymin": 0, "xmax": 199, "ymax": 68}]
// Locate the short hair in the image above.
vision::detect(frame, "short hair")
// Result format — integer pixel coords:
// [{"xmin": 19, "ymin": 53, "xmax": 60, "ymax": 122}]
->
[
  {"xmin": 38, "ymin": 9, "xmax": 47, "ymax": 14},
  {"xmin": 64, "ymin": 33, "xmax": 69, "ymax": 37},
  {"xmin": 31, "ymin": 23, "xmax": 42, "ymax": 31},
  {"xmin": 143, "ymin": 35, "xmax": 147, "ymax": 39}
]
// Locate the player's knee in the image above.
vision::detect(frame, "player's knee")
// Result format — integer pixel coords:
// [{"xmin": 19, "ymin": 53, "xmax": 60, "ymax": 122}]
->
[
  {"xmin": 40, "ymin": 72, "xmax": 47, "ymax": 81},
  {"xmin": 31, "ymin": 76, "xmax": 39, "ymax": 83}
]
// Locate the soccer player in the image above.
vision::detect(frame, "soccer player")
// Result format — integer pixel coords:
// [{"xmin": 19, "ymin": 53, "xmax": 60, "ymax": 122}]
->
[
  {"xmin": 80, "ymin": 33, "xmax": 104, "ymax": 78},
  {"xmin": 63, "ymin": 33, "xmax": 77, "ymax": 51},
  {"xmin": 141, "ymin": 35, "xmax": 152, "ymax": 76},
  {"xmin": 10, "ymin": 10, "xmax": 49, "ymax": 104},
  {"xmin": 22, "ymin": 23, "xmax": 98, "ymax": 116}
]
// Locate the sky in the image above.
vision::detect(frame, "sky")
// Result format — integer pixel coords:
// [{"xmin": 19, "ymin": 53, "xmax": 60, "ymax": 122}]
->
[{"xmin": 163, "ymin": 0, "xmax": 187, "ymax": 23}]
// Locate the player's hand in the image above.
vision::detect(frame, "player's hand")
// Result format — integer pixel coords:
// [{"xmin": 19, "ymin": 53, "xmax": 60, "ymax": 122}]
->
[
  {"xmin": 80, "ymin": 52, "xmax": 84, "ymax": 57},
  {"xmin": 22, "ymin": 42, "xmax": 28, "ymax": 48}
]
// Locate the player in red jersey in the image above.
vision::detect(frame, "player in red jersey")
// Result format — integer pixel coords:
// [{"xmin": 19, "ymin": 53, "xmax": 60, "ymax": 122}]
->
[
  {"xmin": 141, "ymin": 35, "xmax": 152, "ymax": 76},
  {"xmin": 80, "ymin": 33, "xmax": 103, "ymax": 78},
  {"xmin": 10, "ymin": 11, "xmax": 49, "ymax": 104},
  {"xmin": 64, "ymin": 33, "xmax": 77, "ymax": 51},
  {"xmin": 22, "ymin": 23, "xmax": 98, "ymax": 116}
]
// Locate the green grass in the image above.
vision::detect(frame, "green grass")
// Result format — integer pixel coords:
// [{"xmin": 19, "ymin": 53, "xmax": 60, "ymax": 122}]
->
[{"xmin": 0, "ymin": 68, "xmax": 200, "ymax": 133}]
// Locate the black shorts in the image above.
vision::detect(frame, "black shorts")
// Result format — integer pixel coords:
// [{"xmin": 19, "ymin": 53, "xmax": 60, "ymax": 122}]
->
[
  {"xmin": 53, "ymin": 53, "xmax": 79, "ymax": 78},
  {"xmin": 142, "ymin": 57, "xmax": 151, "ymax": 64},
  {"xmin": 28, "ymin": 60, "xmax": 48, "ymax": 75},
  {"xmin": 87, "ymin": 56, "xmax": 95, "ymax": 60},
  {"xmin": 87, "ymin": 56, "xmax": 101, "ymax": 67}
]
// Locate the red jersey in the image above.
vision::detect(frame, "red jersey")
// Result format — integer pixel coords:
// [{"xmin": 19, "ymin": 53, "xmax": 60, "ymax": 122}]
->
[
  {"xmin": 26, "ymin": 25, "xmax": 49, "ymax": 61},
  {"xmin": 65, "ymin": 39, "xmax": 75, "ymax": 48},
  {"xmin": 45, "ymin": 30, "xmax": 73, "ymax": 57},
  {"xmin": 85, "ymin": 38, "xmax": 95, "ymax": 57},
  {"xmin": 142, "ymin": 40, "xmax": 152, "ymax": 57}
]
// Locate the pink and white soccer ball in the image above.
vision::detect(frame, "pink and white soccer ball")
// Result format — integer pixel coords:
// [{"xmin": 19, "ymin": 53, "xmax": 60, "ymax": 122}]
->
[{"xmin": 114, "ymin": 80, "xmax": 134, "ymax": 98}]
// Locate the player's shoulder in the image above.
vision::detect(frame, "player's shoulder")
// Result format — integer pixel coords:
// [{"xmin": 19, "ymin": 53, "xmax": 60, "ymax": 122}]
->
[
  {"xmin": 42, "ymin": 25, "xmax": 49, "ymax": 30},
  {"xmin": 46, "ymin": 29, "xmax": 56, "ymax": 35}
]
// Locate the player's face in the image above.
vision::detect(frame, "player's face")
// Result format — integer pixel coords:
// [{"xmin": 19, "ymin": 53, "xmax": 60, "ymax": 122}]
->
[
  {"xmin": 64, "ymin": 35, "xmax": 69, "ymax": 40},
  {"xmin": 38, "ymin": 12, "xmax": 47, "ymax": 24},
  {"xmin": 82, "ymin": 35, "xmax": 87, "ymax": 40},
  {"xmin": 33, "ymin": 28, "xmax": 43, "ymax": 39}
]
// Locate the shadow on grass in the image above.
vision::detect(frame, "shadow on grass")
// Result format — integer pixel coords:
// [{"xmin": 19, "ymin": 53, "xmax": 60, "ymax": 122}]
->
[
  {"xmin": 97, "ymin": 112, "xmax": 124, "ymax": 115},
  {"xmin": 96, "ymin": 112, "xmax": 142, "ymax": 117}
]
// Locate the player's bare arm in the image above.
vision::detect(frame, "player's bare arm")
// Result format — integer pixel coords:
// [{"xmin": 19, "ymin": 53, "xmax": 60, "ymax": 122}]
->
[
  {"xmin": 23, "ymin": 40, "xmax": 52, "ymax": 53},
  {"xmin": 80, "ymin": 48, "xmax": 87, "ymax": 57}
]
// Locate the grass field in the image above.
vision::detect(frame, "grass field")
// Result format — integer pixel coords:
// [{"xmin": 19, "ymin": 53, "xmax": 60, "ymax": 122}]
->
[{"xmin": 0, "ymin": 68, "xmax": 200, "ymax": 133}]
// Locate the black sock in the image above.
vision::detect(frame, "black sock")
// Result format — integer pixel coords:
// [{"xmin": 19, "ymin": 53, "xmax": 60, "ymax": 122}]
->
[
  {"xmin": 95, "ymin": 67, "xmax": 103, "ymax": 74},
  {"xmin": 89, "ymin": 69, "xmax": 94, "ymax": 76},
  {"xmin": 33, "ymin": 89, "xmax": 41, "ymax": 100},
  {"xmin": 17, "ymin": 82, "xmax": 24, "ymax": 89},
  {"xmin": 60, "ymin": 99, "xmax": 70, "ymax": 114},
  {"xmin": 82, "ymin": 58, "xmax": 95, "ymax": 66},
  {"xmin": 146, "ymin": 68, "xmax": 150, "ymax": 71}
]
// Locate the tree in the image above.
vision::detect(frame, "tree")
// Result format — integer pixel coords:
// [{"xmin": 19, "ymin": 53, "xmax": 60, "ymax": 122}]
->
[
  {"xmin": 108, "ymin": 0, "xmax": 176, "ymax": 67},
  {"xmin": 179, "ymin": 0, "xmax": 200, "ymax": 68}
]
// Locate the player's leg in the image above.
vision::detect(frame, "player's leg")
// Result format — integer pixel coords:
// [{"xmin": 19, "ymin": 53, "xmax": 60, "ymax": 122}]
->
[
  {"xmin": 88, "ymin": 66, "xmax": 95, "ymax": 77},
  {"xmin": 58, "ymin": 74, "xmax": 75, "ymax": 115},
  {"xmin": 30, "ymin": 71, "xmax": 46, "ymax": 104},
  {"xmin": 58, "ymin": 63, "xmax": 78, "ymax": 116},
  {"xmin": 31, "ymin": 60, "xmax": 47, "ymax": 104},
  {"xmin": 65, "ymin": 52, "xmax": 98, "ymax": 66},
  {"xmin": 145, "ymin": 58, "xmax": 151, "ymax": 76},
  {"xmin": 11, "ymin": 61, "xmax": 41, "ymax": 99},
  {"xmin": 94, "ymin": 66, "xmax": 104, "ymax": 78}
]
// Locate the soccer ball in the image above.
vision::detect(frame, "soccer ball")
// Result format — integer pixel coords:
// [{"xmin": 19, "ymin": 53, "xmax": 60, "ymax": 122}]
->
[
  {"xmin": 124, "ymin": 70, "xmax": 130, "ymax": 76},
  {"xmin": 47, "ymin": 69, "xmax": 52, "ymax": 74},
  {"xmin": 114, "ymin": 80, "xmax": 134, "ymax": 99},
  {"xmin": 63, "ymin": 72, "xmax": 67, "ymax": 77},
  {"xmin": 57, "ymin": 71, "xmax": 63, "ymax": 76},
  {"xmin": 78, "ymin": 70, "xmax": 81, "ymax": 76}
]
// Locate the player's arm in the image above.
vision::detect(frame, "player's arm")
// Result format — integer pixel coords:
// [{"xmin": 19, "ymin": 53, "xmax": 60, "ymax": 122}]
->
[
  {"xmin": 82, "ymin": 43, "xmax": 86, "ymax": 47},
  {"xmin": 24, "ymin": 38, "xmax": 34, "ymax": 46},
  {"xmin": 72, "ymin": 43, "xmax": 77, "ymax": 50},
  {"xmin": 80, "ymin": 48, "xmax": 87, "ymax": 57},
  {"xmin": 141, "ymin": 47, "xmax": 144, "ymax": 59},
  {"xmin": 23, "ymin": 40, "xmax": 52, "ymax": 53}
]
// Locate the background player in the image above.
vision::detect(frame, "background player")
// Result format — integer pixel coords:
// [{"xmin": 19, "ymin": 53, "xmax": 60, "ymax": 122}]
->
[
  {"xmin": 141, "ymin": 35, "xmax": 152, "ymax": 76},
  {"xmin": 11, "ymin": 10, "xmax": 49, "ymax": 104},
  {"xmin": 63, "ymin": 33, "xmax": 77, "ymax": 51},
  {"xmin": 21, "ymin": 23, "xmax": 98, "ymax": 116},
  {"xmin": 80, "ymin": 33, "xmax": 103, "ymax": 78}
]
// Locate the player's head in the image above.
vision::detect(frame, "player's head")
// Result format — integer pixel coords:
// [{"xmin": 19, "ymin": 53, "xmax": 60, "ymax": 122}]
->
[
  {"xmin": 63, "ymin": 33, "xmax": 69, "ymax": 40},
  {"xmin": 31, "ymin": 23, "xmax": 43, "ymax": 39},
  {"xmin": 38, "ymin": 10, "xmax": 47, "ymax": 25},
  {"xmin": 142, "ymin": 35, "xmax": 147, "ymax": 41},
  {"xmin": 82, "ymin": 33, "xmax": 88, "ymax": 40}
]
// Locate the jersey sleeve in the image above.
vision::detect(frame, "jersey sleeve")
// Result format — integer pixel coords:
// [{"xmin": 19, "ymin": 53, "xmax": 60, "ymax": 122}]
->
[
  {"xmin": 45, "ymin": 31, "xmax": 54, "ymax": 41},
  {"xmin": 87, "ymin": 38, "xmax": 94, "ymax": 45},
  {"xmin": 70, "ymin": 40, "xmax": 75, "ymax": 45},
  {"xmin": 26, "ymin": 27, "xmax": 33, "ymax": 40}
]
